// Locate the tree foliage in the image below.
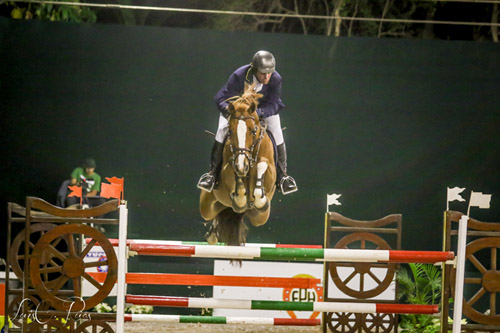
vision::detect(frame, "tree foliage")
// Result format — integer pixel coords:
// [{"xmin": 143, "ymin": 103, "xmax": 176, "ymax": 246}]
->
[
  {"xmin": 1, "ymin": 0, "xmax": 498, "ymax": 41},
  {"xmin": 5, "ymin": 0, "xmax": 96, "ymax": 22}
]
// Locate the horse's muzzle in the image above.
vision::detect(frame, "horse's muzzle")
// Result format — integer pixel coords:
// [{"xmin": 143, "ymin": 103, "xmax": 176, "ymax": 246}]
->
[{"xmin": 234, "ymin": 153, "xmax": 250, "ymax": 177}]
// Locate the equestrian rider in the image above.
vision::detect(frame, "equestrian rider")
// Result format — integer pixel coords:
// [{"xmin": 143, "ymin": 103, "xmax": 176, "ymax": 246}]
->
[{"xmin": 197, "ymin": 50, "xmax": 298, "ymax": 195}]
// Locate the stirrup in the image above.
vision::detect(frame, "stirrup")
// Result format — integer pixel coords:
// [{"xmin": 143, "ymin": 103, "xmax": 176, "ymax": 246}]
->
[
  {"xmin": 197, "ymin": 173, "xmax": 215, "ymax": 192},
  {"xmin": 280, "ymin": 175, "xmax": 298, "ymax": 195}
]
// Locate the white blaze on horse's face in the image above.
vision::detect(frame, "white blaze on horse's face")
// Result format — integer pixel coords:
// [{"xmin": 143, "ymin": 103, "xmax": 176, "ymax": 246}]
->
[{"xmin": 236, "ymin": 119, "xmax": 248, "ymax": 175}]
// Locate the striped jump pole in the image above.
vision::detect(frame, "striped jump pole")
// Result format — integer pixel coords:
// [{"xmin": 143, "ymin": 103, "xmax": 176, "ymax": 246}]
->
[
  {"xmin": 88, "ymin": 272, "xmax": 321, "ymax": 289},
  {"xmin": 124, "ymin": 314, "xmax": 320, "ymax": 326},
  {"xmin": 126, "ymin": 295, "xmax": 439, "ymax": 315},
  {"xmin": 124, "ymin": 243, "xmax": 454, "ymax": 263},
  {"xmin": 102, "ymin": 238, "xmax": 322, "ymax": 249}
]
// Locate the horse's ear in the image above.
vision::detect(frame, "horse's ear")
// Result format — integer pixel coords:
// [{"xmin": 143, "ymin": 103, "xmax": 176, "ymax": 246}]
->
[
  {"xmin": 249, "ymin": 102, "xmax": 256, "ymax": 114},
  {"xmin": 228, "ymin": 102, "xmax": 235, "ymax": 114}
]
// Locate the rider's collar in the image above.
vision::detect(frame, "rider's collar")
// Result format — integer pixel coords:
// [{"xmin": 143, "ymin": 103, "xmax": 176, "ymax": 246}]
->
[
  {"xmin": 252, "ymin": 76, "xmax": 263, "ymax": 92},
  {"xmin": 245, "ymin": 66, "xmax": 254, "ymax": 83}
]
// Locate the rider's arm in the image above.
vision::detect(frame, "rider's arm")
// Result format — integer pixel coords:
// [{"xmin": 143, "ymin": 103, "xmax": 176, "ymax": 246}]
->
[
  {"xmin": 256, "ymin": 75, "xmax": 285, "ymax": 118},
  {"xmin": 214, "ymin": 72, "xmax": 242, "ymax": 117}
]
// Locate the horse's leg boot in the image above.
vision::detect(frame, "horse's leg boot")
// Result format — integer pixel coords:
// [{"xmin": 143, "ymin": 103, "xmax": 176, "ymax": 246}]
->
[
  {"xmin": 277, "ymin": 143, "xmax": 298, "ymax": 195},
  {"xmin": 197, "ymin": 141, "xmax": 224, "ymax": 192}
]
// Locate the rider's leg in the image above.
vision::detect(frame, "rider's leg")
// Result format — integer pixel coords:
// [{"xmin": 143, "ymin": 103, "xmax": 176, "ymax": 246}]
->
[
  {"xmin": 197, "ymin": 115, "xmax": 227, "ymax": 192},
  {"xmin": 265, "ymin": 115, "xmax": 298, "ymax": 195}
]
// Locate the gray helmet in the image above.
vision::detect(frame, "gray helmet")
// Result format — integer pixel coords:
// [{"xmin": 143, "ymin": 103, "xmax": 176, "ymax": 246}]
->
[{"xmin": 251, "ymin": 50, "xmax": 275, "ymax": 74}]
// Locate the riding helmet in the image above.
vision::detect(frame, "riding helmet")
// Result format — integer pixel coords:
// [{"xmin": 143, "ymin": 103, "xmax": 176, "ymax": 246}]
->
[{"xmin": 251, "ymin": 50, "xmax": 275, "ymax": 74}]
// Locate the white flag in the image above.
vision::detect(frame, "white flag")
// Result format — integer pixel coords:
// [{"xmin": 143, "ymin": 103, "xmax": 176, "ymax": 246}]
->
[
  {"xmin": 447, "ymin": 187, "xmax": 466, "ymax": 202},
  {"xmin": 469, "ymin": 192, "xmax": 492, "ymax": 209},
  {"xmin": 327, "ymin": 193, "xmax": 342, "ymax": 206}
]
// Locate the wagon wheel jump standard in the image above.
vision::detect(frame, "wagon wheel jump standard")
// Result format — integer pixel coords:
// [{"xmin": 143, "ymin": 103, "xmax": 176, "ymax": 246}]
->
[
  {"xmin": 451, "ymin": 236, "xmax": 500, "ymax": 326},
  {"xmin": 329, "ymin": 232, "xmax": 396, "ymax": 299},
  {"xmin": 9, "ymin": 222, "xmax": 68, "ymax": 287},
  {"xmin": 29, "ymin": 223, "xmax": 118, "ymax": 311}
]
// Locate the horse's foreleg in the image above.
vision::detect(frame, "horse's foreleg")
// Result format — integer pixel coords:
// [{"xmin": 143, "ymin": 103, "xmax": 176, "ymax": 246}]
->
[
  {"xmin": 253, "ymin": 162, "xmax": 269, "ymax": 210},
  {"xmin": 200, "ymin": 191, "xmax": 224, "ymax": 221},
  {"xmin": 231, "ymin": 176, "xmax": 247, "ymax": 213}
]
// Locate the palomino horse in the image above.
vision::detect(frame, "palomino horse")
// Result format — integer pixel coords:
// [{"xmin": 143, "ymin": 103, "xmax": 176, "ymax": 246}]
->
[{"xmin": 200, "ymin": 84, "xmax": 276, "ymax": 246}]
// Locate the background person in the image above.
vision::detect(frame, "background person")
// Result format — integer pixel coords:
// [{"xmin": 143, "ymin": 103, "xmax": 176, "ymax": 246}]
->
[{"xmin": 57, "ymin": 157, "xmax": 102, "ymax": 207}]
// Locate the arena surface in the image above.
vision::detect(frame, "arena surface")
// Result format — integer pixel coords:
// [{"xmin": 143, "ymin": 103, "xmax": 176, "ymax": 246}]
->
[{"xmin": 112, "ymin": 322, "xmax": 322, "ymax": 332}]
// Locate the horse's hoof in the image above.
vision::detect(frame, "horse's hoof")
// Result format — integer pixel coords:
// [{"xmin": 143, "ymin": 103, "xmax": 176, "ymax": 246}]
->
[{"xmin": 254, "ymin": 199, "xmax": 269, "ymax": 211}]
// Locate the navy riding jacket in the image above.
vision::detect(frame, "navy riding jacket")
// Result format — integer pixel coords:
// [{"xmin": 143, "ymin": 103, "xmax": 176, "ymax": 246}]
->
[{"xmin": 214, "ymin": 64, "xmax": 285, "ymax": 119}]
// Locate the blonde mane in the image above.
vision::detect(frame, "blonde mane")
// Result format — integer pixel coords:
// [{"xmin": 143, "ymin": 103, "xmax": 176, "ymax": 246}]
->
[{"xmin": 226, "ymin": 83, "xmax": 263, "ymax": 110}]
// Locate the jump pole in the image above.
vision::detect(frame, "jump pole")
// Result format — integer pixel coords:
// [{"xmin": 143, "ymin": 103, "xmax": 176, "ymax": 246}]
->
[
  {"xmin": 124, "ymin": 314, "xmax": 321, "ymax": 326},
  {"xmin": 116, "ymin": 202, "xmax": 128, "ymax": 333},
  {"xmin": 88, "ymin": 272, "xmax": 321, "ymax": 289},
  {"xmin": 126, "ymin": 295, "xmax": 439, "ymax": 315},
  {"xmin": 103, "ymin": 238, "xmax": 322, "ymax": 249},
  {"xmin": 127, "ymin": 243, "xmax": 454, "ymax": 263}
]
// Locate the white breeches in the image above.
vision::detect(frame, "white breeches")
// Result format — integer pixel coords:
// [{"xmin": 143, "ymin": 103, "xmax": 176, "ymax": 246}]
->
[{"xmin": 215, "ymin": 114, "xmax": 284, "ymax": 145}]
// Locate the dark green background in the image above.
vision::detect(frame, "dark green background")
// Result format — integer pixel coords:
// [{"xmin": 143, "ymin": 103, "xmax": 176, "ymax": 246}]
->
[{"xmin": 1, "ymin": 17, "xmax": 499, "ymax": 262}]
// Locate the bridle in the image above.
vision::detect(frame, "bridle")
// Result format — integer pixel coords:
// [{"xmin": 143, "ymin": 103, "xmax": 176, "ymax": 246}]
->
[{"xmin": 227, "ymin": 114, "xmax": 266, "ymax": 174}]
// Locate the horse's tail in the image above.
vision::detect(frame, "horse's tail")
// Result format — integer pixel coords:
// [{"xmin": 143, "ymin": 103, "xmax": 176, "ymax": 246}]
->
[{"xmin": 214, "ymin": 208, "xmax": 247, "ymax": 246}]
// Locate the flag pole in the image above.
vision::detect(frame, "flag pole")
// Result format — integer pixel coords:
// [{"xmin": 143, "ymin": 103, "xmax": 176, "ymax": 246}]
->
[
  {"xmin": 446, "ymin": 187, "xmax": 449, "ymax": 211},
  {"xmin": 467, "ymin": 191, "xmax": 473, "ymax": 216}
]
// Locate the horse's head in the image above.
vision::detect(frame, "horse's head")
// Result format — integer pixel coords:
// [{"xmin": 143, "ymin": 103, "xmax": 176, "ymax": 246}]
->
[{"xmin": 227, "ymin": 84, "xmax": 263, "ymax": 178}]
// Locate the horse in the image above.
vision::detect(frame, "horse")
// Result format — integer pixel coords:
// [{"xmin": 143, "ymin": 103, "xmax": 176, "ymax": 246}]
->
[{"xmin": 200, "ymin": 83, "xmax": 277, "ymax": 247}]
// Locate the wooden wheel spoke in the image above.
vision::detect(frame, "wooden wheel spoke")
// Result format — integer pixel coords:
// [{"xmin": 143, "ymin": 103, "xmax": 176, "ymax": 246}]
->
[
  {"xmin": 85, "ymin": 260, "xmax": 108, "ymax": 268},
  {"xmin": 67, "ymin": 234, "xmax": 76, "ymax": 256},
  {"xmin": 467, "ymin": 287, "xmax": 486, "ymax": 306},
  {"xmin": 469, "ymin": 254, "xmax": 487, "ymax": 274},
  {"xmin": 73, "ymin": 278, "xmax": 81, "ymax": 297},
  {"xmin": 464, "ymin": 277, "xmax": 482, "ymax": 284},
  {"xmin": 51, "ymin": 275, "xmax": 69, "ymax": 294},
  {"xmin": 43, "ymin": 263, "xmax": 49, "ymax": 282},
  {"xmin": 491, "ymin": 247, "xmax": 497, "ymax": 270},
  {"xmin": 359, "ymin": 273, "xmax": 365, "ymax": 291},
  {"xmin": 367, "ymin": 269, "xmax": 382, "ymax": 284},
  {"xmin": 491, "ymin": 292, "xmax": 496, "ymax": 315},
  {"xmin": 39, "ymin": 265, "xmax": 63, "ymax": 274},
  {"xmin": 342, "ymin": 270, "xmax": 358, "ymax": 285},
  {"xmin": 83, "ymin": 272, "xmax": 103, "ymax": 289},
  {"xmin": 49, "ymin": 258, "xmax": 63, "ymax": 267},
  {"xmin": 50, "ymin": 236, "xmax": 64, "ymax": 248},
  {"xmin": 80, "ymin": 239, "xmax": 98, "ymax": 259},
  {"xmin": 47, "ymin": 244, "xmax": 68, "ymax": 261}
]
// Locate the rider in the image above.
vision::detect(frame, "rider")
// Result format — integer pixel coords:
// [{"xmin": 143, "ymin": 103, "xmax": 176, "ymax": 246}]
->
[{"xmin": 197, "ymin": 50, "xmax": 298, "ymax": 195}]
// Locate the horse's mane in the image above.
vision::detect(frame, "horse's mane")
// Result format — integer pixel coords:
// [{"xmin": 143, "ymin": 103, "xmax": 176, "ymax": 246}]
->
[{"xmin": 226, "ymin": 83, "xmax": 263, "ymax": 110}]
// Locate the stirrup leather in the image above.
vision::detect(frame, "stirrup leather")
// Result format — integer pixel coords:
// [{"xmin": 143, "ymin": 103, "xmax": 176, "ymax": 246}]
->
[
  {"xmin": 280, "ymin": 175, "xmax": 298, "ymax": 195},
  {"xmin": 197, "ymin": 172, "xmax": 215, "ymax": 192}
]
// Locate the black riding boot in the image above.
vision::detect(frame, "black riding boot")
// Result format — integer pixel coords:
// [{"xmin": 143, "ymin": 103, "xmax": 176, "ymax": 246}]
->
[
  {"xmin": 276, "ymin": 143, "xmax": 298, "ymax": 195},
  {"xmin": 197, "ymin": 141, "xmax": 224, "ymax": 192}
]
